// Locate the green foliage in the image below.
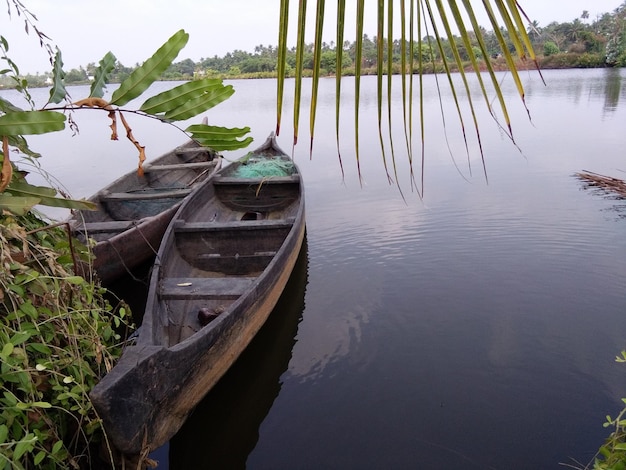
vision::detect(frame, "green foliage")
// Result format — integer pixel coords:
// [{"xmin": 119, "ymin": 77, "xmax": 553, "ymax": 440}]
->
[
  {"xmin": 89, "ymin": 52, "xmax": 117, "ymax": 99},
  {"xmin": 1, "ymin": 27, "xmax": 250, "ymax": 215},
  {"xmin": 0, "ymin": 212, "xmax": 132, "ymax": 469},
  {"xmin": 110, "ymin": 29, "xmax": 189, "ymax": 106},
  {"xmin": 592, "ymin": 352, "xmax": 626, "ymax": 470},
  {"xmin": 186, "ymin": 123, "xmax": 253, "ymax": 150},
  {"xmin": 48, "ymin": 49, "xmax": 67, "ymax": 105},
  {"xmin": 543, "ymin": 41, "xmax": 560, "ymax": 57},
  {"xmin": 140, "ymin": 78, "xmax": 234, "ymax": 121},
  {"xmin": 0, "ymin": 111, "xmax": 66, "ymax": 136}
]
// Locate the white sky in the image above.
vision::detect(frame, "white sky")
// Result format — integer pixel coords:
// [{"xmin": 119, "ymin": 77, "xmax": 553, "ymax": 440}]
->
[{"xmin": 3, "ymin": 0, "xmax": 623, "ymax": 75}]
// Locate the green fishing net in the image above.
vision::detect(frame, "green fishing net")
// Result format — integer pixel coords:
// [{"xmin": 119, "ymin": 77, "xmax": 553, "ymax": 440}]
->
[{"xmin": 232, "ymin": 157, "xmax": 296, "ymax": 178}]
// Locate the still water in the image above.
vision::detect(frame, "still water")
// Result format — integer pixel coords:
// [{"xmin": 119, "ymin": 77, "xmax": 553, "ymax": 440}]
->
[{"xmin": 10, "ymin": 68, "xmax": 626, "ymax": 469}]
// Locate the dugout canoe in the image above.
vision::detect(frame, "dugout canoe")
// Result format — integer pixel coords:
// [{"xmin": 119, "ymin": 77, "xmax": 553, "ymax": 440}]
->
[
  {"xmin": 70, "ymin": 136, "xmax": 221, "ymax": 284},
  {"xmin": 90, "ymin": 132, "xmax": 305, "ymax": 455}
]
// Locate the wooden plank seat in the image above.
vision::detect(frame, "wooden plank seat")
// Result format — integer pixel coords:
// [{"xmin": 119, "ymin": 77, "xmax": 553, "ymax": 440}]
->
[
  {"xmin": 143, "ymin": 161, "xmax": 217, "ymax": 172},
  {"xmin": 73, "ymin": 220, "xmax": 135, "ymax": 233},
  {"xmin": 212, "ymin": 174, "xmax": 300, "ymax": 186},
  {"xmin": 174, "ymin": 218, "xmax": 294, "ymax": 233},
  {"xmin": 101, "ymin": 188, "xmax": 193, "ymax": 201},
  {"xmin": 174, "ymin": 147, "xmax": 212, "ymax": 157},
  {"xmin": 159, "ymin": 276, "xmax": 256, "ymax": 300}
]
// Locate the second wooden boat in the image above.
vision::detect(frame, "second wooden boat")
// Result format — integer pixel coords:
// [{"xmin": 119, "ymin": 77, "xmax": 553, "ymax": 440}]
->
[
  {"xmin": 70, "ymin": 136, "xmax": 221, "ymax": 284},
  {"xmin": 90, "ymin": 133, "xmax": 305, "ymax": 455}
]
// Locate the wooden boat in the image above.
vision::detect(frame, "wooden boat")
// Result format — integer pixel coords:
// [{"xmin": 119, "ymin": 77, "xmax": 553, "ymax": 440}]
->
[
  {"xmin": 90, "ymin": 133, "xmax": 305, "ymax": 456},
  {"xmin": 70, "ymin": 137, "xmax": 221, "ymax": 284}
]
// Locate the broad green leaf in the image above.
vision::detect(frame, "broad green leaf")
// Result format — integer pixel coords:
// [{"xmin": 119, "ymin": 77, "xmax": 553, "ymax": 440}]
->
[
  {"xmin": 11, "ymin": 331, "xmax": 31, "ymax": 345},
  {"xmin": 1, "ymin": 342, "xmax": 14, "ymax": 359},
  {"xmin": 185, "ymin": 124, "xmax": 252, "ymax": 151},
  {"xmin": 48, "ymin": 48, "xmax": 67, "ymax": 105},
  {"xmin": 6, "ymin": 181, "xmax": 97, "ymax": 210},
  {"xmin": 111, "ymin": 30, "xmax": 189, "ymax": 106},
  {"xmin": 0, "ymin": 194, "xmax": 40, "ymax": 215},
  {"xmin": 140, "ymin": 78, "xmax": 224, "ymax": 115},
  {"xmin": 13, "ymin": 434, "xmax": 36, "ymax": 461},
  {"xmin": 164, "ymin": 85, "xmax": 235, "ymax": 121},
  {"xmin": 0, "ymin": 424, "xmax": 8, "ymax": 445},
  {"xmin": 0, "ymin": 111, "xmax": 66, "ymax": 136},
  {"xmin": 31, "ymin": 401, "xmax": 52, "ymax": 409},
  {"xmin": 0, "ymin": 95, "xmax": 23, "ymax": 114},
  {"xmin": 89, "ymin": 51, "xmax": 117, "ymax": 98}
]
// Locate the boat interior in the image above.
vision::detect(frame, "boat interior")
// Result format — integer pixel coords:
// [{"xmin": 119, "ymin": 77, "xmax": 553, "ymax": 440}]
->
[
  {"xmin": 72, "ymin": 146, "xmax": 217, "ymax": 240},
  {"xmin": 155, "ymin": 174, "xmax": 301, "ymax": 344}
]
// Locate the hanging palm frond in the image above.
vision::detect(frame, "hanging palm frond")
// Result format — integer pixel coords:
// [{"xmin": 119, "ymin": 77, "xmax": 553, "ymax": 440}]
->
[{"xmin": 275, "ymin": 0, "xmax": 539, "ymax": 191}]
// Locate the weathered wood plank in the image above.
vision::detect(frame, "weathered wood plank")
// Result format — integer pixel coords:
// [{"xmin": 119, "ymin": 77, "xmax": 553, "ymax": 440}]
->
[
  {"xmin": 174, "ymin": 219, "xmax": 294, "ymax": 232},
  {"xmin": 102, "ymin": 188, "xmax": 193, "ymax": 201},
  {"xmin": 144, "ymin": 161, "xmax": 217, "ymax": 172},
  {"xmin": 160, "ymin": 276, "xmax": 256, "ymax": 300},
  {"xmin": 212, "ymin": 174, "xmax": 300, "ymax": 185},
  {"xmin": 73, "ymin": 221, "xmax": 135, "ymax": 233}
]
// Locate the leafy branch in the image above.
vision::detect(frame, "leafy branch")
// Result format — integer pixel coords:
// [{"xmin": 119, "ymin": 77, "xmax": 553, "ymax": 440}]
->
[{"xmin": 0, "ymin": 28, "xmax": 253, "ymax": 215}]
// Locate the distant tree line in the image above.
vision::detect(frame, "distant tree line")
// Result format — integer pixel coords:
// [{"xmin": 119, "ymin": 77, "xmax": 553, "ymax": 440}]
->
[{"xmin": 4, "ymin": 3, "xmax": 626, "ymax": 88}]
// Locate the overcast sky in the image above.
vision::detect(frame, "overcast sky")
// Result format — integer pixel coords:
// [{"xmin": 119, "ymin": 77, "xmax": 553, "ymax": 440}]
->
[{"xmin": 4, "ymin": 0, "xmax": 623, "ymax": 75}]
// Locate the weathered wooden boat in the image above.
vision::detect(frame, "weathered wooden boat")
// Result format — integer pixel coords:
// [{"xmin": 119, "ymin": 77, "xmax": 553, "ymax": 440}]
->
[
  {"xmin": 70, "ymin": 136, "xmax": 221, "ymax": 284},
  {"xmin": 90, "ymin": 133, "xmax": 305, "ymax": 456}
]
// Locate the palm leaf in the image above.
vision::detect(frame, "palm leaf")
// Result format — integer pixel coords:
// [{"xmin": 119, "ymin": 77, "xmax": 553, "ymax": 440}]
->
[
  {"xmin": 335, "ymin": 0, "xmax": 346, "ymax": 174},
  {"xmin": 292, "ymin": 0, "xmax": 308, "ymax": 147},
  {"xmin": 309, "ymin": 0, "xmax": 325, "ymax": 154},
  {"xmin": 111, "ymin": 29, "xmax": 189, "ymax": 106},
  {"xmin": 276, "ymin": 0, "xmax": 290, "ymax": 136}
]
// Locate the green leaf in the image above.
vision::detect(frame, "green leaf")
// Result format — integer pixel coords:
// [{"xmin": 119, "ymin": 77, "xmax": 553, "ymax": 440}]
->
[
  {"xmin": 0, "ymin": 424, "xmax": 8, "ymax": 444},
  {"xmin": 111, "ymin": 30, "xmax": 189, "ymax": 106},
  {"xmin": 11, "ymin": 331, "xmax": 31, "ymax": 345},
  {"xmin": 30, "ymin": 344, "xmax": 52, "ymax": 355},
  {"xmin": 185, "ymin": 124, "xmax": 252, "ymax": 151},
  {"xmin": 51, "ymin": 440, "xmax": 64, "ymax": 455},
  {"xmin": 140, "ymin": 78, "xmax": 224, "ymax": 115},
  {"xmin": 164, "ymin": 85, "xmax": 235, "ymax": 121},
  {"xmin": 0, "ymin": 194, "xmax": 41, "ymax": 215},
  {"xmin": 34, "ymin": 451, "xmax": 46, "ymax": 465},
  {"xmin": 0, "ymin": 111, "xmax": 66, "ymax": 136},
  {"xmin": 1, "ymin": 342, "xmax": 14, "ymax": 359},
  {"xmin": 31, "ymin": 401, "xmax": 52, "ymax": 409},
  {"xmin": 48, "ymin": 48, "xmax": 67, "ymax": 105},
  {"xmin": 13, "ymin": 434, "xmax": 36, "ymax": 460},
  {"xmin": 65, "ymin": 276, "xmax": 85, "ymax": 285},
  {"xmin": 19, "ymin": 301, "xmax": 38, "ymax": 320},
  {"xmin": 6, "ymin": 182, "xmax": 97, "ymax": 210},
  {"xmin": 89, "ymin": 52, "xmax": 117, "ymax": 98}
]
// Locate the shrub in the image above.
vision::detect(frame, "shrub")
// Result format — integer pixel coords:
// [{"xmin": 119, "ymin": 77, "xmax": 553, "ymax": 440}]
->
[{"xmin": 0, "ymin": 212, "xmax": 132, "ymax": 468}]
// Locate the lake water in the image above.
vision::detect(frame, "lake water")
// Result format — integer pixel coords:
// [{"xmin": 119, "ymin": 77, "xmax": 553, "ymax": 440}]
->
[{"xmin": 7, "ymin": 68, "xmax": 626, "ymax": 469}]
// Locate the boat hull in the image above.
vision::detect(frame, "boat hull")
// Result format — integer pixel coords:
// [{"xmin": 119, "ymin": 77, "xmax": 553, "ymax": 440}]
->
[
  {"xmin": 90, "ymin": 221, "xmax": 305, "ymax": 454},
  {"xmin": 90, "ymin": 134, "xmax": 305, "ymax": 455},
  {"xmin": 71, "ymin": 139, "xmax": 220, "ymax": 284}
]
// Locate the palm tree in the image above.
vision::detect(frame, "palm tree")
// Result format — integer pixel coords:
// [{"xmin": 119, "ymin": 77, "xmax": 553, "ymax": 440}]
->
[{"xmin": 274, "ymin": 0, "xmax": 538, "ymax": 193}]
